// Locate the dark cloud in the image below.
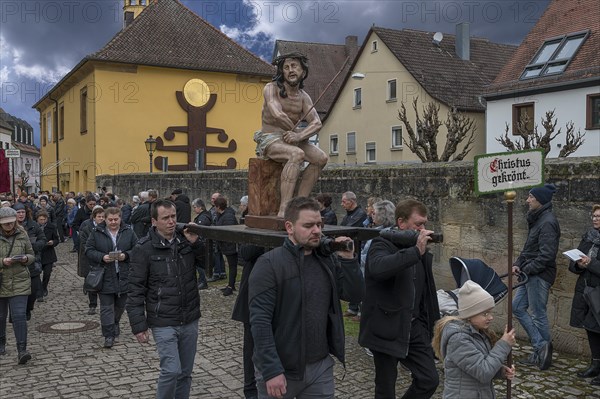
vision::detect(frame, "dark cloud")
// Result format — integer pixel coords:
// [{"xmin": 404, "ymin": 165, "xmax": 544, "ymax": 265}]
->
[{"xmin": 0, "ymin": 0, "xmax": 550, "ymax": 146}]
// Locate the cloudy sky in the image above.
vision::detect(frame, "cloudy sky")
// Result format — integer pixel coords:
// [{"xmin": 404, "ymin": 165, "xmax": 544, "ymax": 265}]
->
[{"xmin": 1, "ymin": 0, "xmax": 551, "ymax": 145}]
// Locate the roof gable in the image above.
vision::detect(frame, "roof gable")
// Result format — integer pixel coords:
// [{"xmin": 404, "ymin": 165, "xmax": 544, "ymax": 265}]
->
[
  {"xmin": 273, "ymin": 38, "xmax": 358, "ymax": 116},
  {"xmin": 487, "ymin": 0, "xmax": 600, "ymax": 95},
  {"xmin": 89, "ymin": 0, "xmax": 273, "ymax": 77},
  {"xmin": 373, "ymin": 27, "xmax": 516, "ymax": 111}
]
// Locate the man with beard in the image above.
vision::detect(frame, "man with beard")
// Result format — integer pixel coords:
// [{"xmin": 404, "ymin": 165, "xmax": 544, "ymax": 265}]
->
[
  {"xmin": 254, "ymin": 53, "xmax": 328, "ymax": 218},
  {"xmin": 249, "ymin": 197, "xmax": 363, "ymax": 398}
]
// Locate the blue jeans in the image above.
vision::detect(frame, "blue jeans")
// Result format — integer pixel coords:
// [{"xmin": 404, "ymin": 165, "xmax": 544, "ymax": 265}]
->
[
  {"xmin": 512, "ymin": 275, "xmax": 551, "ymax": 351},
  {"xmin": 213, "ymin": 250, "xmax": 225, "ymax": 276},
  {"xmin": 0, "ymin": 295, "xmax": 28, "ymax": 344},
  {"xmin": 152, "ymin": 321, "xmax": 199, "ymax": 399}
]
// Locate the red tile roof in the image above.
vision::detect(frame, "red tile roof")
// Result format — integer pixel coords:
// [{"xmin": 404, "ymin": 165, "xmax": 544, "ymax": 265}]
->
[
  {"xmin": 90, "ymin": 0, "xmax": 273, "ymax": 77},
  {"xmin": 343, "ymin": 27, "xmax": 516, "ymax": 112},
  {"xmin": 274, "ymin": 38, "xmax": 359, "ymax": 117},
  {"xmin": 486, "ymin": 0, "xmax": 600, "ymax": 96}
]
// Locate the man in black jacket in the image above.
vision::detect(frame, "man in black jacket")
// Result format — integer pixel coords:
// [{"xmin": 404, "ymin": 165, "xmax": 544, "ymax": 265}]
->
[
  {"xmin": 249, "ymin": 197, "xmax": 363, "ymax": 399},
  {"xmin": 126, "ymin": 199, "xmax": 204, "ymax": 399},
  {"xmin": 359, "ymin": 199, "xmax": 440, "ymax": 399},
  {"xmin": 171, "ymin": 188, "xmax": 191, "ymax": 223},
  {"xmin": 512, "ymin": 183, "xmax": 560, "ymax": 370}
]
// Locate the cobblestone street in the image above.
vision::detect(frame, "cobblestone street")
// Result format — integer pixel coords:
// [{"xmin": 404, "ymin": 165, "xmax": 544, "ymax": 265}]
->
[{"xmin": 0, "ymin": 243, "xmax": 598, "ymax": 398}]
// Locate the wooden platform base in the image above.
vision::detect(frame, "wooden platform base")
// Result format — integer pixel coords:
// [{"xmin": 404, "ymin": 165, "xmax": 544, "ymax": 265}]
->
[{"xmin": 244, "ymin": 215, "xmax": 286, "ymax": 231}]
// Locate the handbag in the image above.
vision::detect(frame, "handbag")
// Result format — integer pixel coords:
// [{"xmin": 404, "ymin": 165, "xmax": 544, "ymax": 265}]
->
[
  {"xmin": 28, "ymin": 258, "xmax": 43, "ymax": 277},
  {"xmin": 83, "ymin": 266, "xmax": 105, "ymax": 293},
  {"xmin": 583, "ymin": 283, "xmax": 600, "ymax": 326}
]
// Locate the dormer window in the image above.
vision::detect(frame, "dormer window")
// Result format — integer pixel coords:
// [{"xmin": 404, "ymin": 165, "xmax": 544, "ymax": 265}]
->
[{"xmin": 520, "ymin": 31, "xmax": 589, "ymax": 80}]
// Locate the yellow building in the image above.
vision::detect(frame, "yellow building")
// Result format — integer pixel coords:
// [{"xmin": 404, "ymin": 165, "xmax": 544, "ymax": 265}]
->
[
  {"xmin": 321, "ymin": 25, "xmax": 516, "ymax": 164},
  {"xmin": 33, "ymin": 0, "xmax": 272, "ymax": 192}
]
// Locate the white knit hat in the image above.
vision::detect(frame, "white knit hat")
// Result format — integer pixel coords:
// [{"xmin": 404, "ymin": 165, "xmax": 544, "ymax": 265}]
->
[
  {"xmin": 0, "ymin": 207, "xmax": 17, "ymax": 224},
  {"xmin": 458, "ymin": 280, "xmax": 495, "ymax": 319}
]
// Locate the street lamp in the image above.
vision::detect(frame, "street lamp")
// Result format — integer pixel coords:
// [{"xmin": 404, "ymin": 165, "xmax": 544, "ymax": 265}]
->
[
  {"xmin": 145, "ymin": 135, "xmax": 157, "ymax": 174},
  {"xmin": 25, "ymin": 159, "xmax": 31, "ymax": 173}
]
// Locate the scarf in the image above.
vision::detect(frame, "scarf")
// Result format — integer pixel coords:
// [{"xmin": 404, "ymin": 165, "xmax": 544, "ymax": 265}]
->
[{"xmin": 584, "ymin": 228, "xmax": 600, "ymax": 261}]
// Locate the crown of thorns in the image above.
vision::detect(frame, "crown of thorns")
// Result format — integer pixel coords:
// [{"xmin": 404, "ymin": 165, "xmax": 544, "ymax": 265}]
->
[{"xmin": 272, "ymin": 52, "xmax": 309, "ymax": 66}]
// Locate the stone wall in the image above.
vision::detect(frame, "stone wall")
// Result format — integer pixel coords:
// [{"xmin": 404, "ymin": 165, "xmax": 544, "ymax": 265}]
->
[{"xmin": 98, "ymin": 156, "xmax": 600, "ymax": 355}]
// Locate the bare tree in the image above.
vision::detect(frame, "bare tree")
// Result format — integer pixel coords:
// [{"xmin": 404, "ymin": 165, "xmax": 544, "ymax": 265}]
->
[
  {"xmin": 496, "ymin": 109, "xmax": 585, "ymax": 158},
  {"xmin": 397, "ymin": 98, "xmax": 477, "ymax": 162}
]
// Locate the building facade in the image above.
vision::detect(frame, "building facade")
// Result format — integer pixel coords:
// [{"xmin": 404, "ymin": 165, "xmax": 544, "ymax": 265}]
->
[{"xmin": 34, "ymin": 0, "xmax": 272, "ymax": 193}]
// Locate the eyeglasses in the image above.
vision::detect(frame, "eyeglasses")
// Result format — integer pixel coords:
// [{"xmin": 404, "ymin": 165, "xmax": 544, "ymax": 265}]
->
[{"xmin": 592, "ymin": 215, "xmax": 600, "ymax": 220}]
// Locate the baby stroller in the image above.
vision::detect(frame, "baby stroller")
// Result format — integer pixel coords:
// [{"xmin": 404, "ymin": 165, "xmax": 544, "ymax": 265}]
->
[{"xmin": 437, "ymin": 257, "xmax": 528, "ymax": 317}]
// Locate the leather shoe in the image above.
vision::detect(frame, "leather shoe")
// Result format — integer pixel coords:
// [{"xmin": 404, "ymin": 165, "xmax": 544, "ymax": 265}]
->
[
  {"xmin": 198, "ymin": 282, "xmax": 208, "ymax": 290},
  {"xmin": 538, "ymin": 341, "xmax": 552, "ymax": 370},
  {"xmin": 517, "ymin": 352, "xmax": 538, "ymax": 366},
  {"xmin": 104, "ymin": 337, "xmax": 114, "ymax": 348},
  {"xmin": 88, "ymin": 307, "xmax": 97, "ymax": 315},
  {"xmin": 222, "ymin": 286, "xmax": 234, "ymax": 296},
  {"xmin": 206, "ymin": 275, "xmax": 220, "ymax": 283},
  {"xmin": 592, "ymin": 375, "xmax": 600, "ymax": 386},
  {"xmin": 577, "ymin": 359, "xmax": 600, "ymax": 378}
]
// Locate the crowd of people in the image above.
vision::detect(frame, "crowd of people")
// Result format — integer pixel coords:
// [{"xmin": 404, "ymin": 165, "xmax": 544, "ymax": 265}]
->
[{"xmin": 0, "ymin": 184, "xmax": 598, "ymax": 399}]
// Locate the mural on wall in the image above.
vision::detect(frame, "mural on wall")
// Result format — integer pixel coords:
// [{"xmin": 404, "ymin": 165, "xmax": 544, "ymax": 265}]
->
[{"xmin": 154, "ymin": 79, "xmax": 237, "ymax": 171}]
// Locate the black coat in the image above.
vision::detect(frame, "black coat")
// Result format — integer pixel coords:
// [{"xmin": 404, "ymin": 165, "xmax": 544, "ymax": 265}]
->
[
  {"xmin": 341, "ymin": 205, "xmax": 367, "ymax": 227},
  {"xmin": 121, "ymin": 204, "xmax": 133, "ymax": 225},
  {"xmin": 40, "ymin": 222, "xmax": 59, "ymax": 265},
  {"xmin": 54, "ymin": 198, "xmax": 66, "ymax": 219},
  {"xmin": 72, "ymin": 206, "xmax": 92, "ymax": 231},
  {"xmin": 77, "ymin": 219, "xmax": 94, "ymax": 277},
  {"xmin": 85, "ymin": 223, "xmax": 138, "ymax": 295},
  {"xmin": 320, "ymin": 206, "xmax": 337, "ymax": 226},
  {"xmin": 249, "ymin": 238, "xmax": 364, "ymax": 382},
  {"xmin": 358, "ymin": 235, "xmax": 440, "ymax": 359},
  {"xmin": 126, "ymin": 227, "xmax": 204, "ymax": 334},
  {"xmin": 21, "ymin": 219, "xmax": 47, "ymax": 277},
  {"xmin": 174, "ymin": 194, "xmax": 192, "ymax": 223},
  {"xmin": 130, "ymin": 202, "xmax": 151, "ymax": 238},
  {"xmin": 216, "ymin": 207, "xmax": 238, "ymax": 255},
  {"xmin": 569, "ymin": 229, "xmax": 600, "ymax": 333},
  {"xmin": 232, "ymin": 245, "xmax": 265, "ymax": 324},
  {"xmin": 514, "ymin": 202, "xmax": 561, "ymax": 285}
]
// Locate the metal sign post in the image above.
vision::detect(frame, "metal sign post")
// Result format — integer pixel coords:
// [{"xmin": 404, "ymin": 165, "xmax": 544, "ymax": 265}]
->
[{"xmin": 474, "ymin": 149, "xmax": 544, "ymax": 398}]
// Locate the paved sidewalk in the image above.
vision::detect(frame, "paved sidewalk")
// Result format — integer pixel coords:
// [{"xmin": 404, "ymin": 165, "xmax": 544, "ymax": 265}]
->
[{"xmin": 0, "ymin": 243, "xmax": 597, "ymax": 398}]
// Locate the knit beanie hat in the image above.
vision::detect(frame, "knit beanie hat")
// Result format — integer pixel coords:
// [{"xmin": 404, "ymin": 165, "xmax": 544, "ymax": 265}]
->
[
  {"xmin": 0, "ymin": 207, "xmax": 17, "ymax": 224},
  {"xmin": 529, "ymin": 184, "xmax": 556, "ymax": 205},
  {"xmin": 12, "ymin": 202, "xmax": 25, "ymax": 211},
  {"xmin": 458, "ymin": 280, "xmax": 495, "ymax": 319}
]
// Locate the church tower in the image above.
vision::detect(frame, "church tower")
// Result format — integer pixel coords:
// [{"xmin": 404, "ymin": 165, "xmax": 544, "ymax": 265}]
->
[{"xmin": 123, "ymin": 0, "xmax": 157, "ymax": 28}]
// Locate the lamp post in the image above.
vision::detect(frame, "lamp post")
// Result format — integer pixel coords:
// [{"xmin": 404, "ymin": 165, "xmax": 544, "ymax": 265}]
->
[{"xmin": 145, "ymin": 135, "xmax": 157, "ymax": 174}]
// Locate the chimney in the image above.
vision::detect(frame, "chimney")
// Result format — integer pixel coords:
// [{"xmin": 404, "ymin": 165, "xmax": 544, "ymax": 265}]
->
[
  {"xmin": 455, "ymin": 22, "xmax": 470, "ymax": 61},
  {"xmin": 345, "ymin": 35, "xmax": 358, "ymax": 57}
]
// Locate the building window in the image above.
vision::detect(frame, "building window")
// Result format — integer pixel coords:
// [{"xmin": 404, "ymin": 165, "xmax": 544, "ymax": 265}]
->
[
  {"xmin": 353, "ymin": 88, "xmax": 362, "ymax": 108},
  {"xmin": 329, "ymin": 135, "xmax": 338, "ymax": 155},
  {"xmin": 46, "ymin": 113, "xmax": 52, "ymax": 144},
  {"xmin": 512, "ymin": 103, "xmax": 535, "ymax": 136},
  {"xmin": 347, "ymin": 132, "xmax": 356, "ymax": 154},
  {"xmin": 42, "ymin": 116, "xmax": 46, "ymax": 146},
  {"xmin": 521, "ymin": 31, "xmax": 589, "ymax": 80},
  {"xmin": 366, "ymin": 142, "xmax": 376, "ymax": 163},
  {"xmin": 59, "ymin": 103, "xmax": 65, "ymax": 140},
  {"xmin": 371, "ymin": 40, "xmax": 378, "ymax": 52},
  {"xmin": 80, "ymin": 87, "xmax": 88, "ymax": 133},
  {"xmin": 391, "ymin": 126, "xmax": 402, "ymax": 148},
  {"xmin": 16, "ymin": 126, "xmax": 21, "ymax": 142},
  {"xmin": 587, "ymin": 94, "xmax": 600, "ymax": 130},
  {"xmin": 28, "ymin": 130, "xmax": 32, "ymax": 145},
  {"xmin": 387, "ymin": 79, "xmax": 397, "ymax": 101}
]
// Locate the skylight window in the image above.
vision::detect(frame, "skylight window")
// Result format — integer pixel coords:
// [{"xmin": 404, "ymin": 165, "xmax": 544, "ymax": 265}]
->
[{"xmin": 520, "ymin": 31, "xmax": 589, "ymax": 80}]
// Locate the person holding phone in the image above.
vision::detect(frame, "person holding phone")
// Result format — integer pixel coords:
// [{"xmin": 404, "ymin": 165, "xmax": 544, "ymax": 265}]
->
[
  {"xmin": 0, "ymin": 207, "xmax": 35, "ymax": 364},
  {"xmin": 85, "ymin": 207, "xmax": 137, "ymax": 348}
]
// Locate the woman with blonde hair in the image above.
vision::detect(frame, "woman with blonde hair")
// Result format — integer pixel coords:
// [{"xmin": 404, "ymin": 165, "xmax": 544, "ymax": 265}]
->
[{"xmin": 432, "ymin": 280, "xmax": 516, "ymax": 398}]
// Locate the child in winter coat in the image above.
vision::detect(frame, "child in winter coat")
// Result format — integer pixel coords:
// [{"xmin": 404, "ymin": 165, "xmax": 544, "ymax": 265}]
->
[{"xmin": 432, "ymin": 280, "xmax": 516, "ymax": 399}]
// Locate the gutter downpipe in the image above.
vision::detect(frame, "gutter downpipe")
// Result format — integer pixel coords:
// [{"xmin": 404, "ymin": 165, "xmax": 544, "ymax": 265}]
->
[{"xmin": 49, "ymin": 93, "xmax": 60, "ymax": 191}]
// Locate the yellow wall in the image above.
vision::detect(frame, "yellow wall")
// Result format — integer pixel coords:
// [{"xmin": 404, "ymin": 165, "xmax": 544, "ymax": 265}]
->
[
  {"xmin": 39, "ymin": 62, "xmax": 265, "ymax": 192},
  {"xmin": 321, "ymin": 32, "xmax": 485, "ymax": 165}
]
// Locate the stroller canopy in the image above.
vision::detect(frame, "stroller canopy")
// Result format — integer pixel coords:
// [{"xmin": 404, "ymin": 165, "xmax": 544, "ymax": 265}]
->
[{"xmin": 449, "ymin": 257, "xmax": 508, "ymax": 302}]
